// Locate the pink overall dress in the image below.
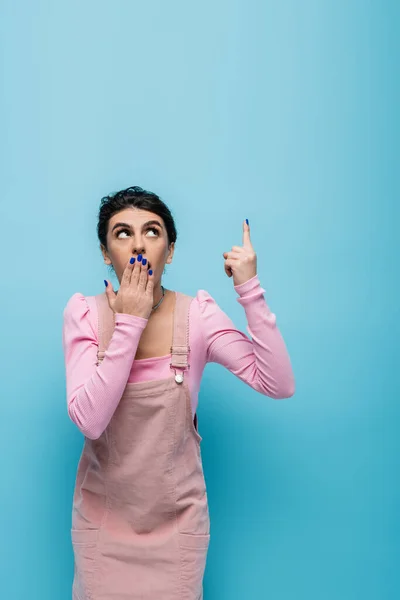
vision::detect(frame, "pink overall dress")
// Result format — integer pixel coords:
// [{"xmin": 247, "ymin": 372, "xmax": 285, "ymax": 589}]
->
[{"xmin": 71, "ymin": 291, "xmax": 210, "ymax": 599}]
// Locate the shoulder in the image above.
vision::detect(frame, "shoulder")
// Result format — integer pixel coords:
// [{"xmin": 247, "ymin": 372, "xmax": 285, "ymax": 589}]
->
[
  {"xmin": 194, "ymin": 289, "xmax": 215, "ymax": 308},
  {"xmin": 63, "ymin": 292, "xmax": 87, "ymax": 317},
  {"xmin": 187, "ymin": 289, "xmax": 219, "ymax": 316},
  {"xmin": 170, "ymin": 289, "xmax": 217, "ymax": 321},
  {"xmin": 63, "ymin": 291, "xmax": 90, "ymax": 316},
  {"xmin": 62, "ymin": 292, "xmax": 98, "ymax": 333},
  {"xmin": 175, "ymin": 289, "xmax": 215, "ymax": 305}
]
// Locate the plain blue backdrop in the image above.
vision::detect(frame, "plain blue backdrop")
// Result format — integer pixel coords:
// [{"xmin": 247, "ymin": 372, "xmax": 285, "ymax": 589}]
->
[{"xmin": 1, "ymin": 1, "xmax": 398, "ymax": 599}]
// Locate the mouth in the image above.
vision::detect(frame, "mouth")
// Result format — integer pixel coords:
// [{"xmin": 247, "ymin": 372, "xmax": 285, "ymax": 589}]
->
[{"xmin": 133, "ymin": 257, "xmax": 151, "ymax": 270}]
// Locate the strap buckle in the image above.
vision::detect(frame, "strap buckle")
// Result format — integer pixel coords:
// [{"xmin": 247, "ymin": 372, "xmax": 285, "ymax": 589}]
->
[{"xmin": 170, "ymin": 345, "xmax": 191, "ymax": 354}]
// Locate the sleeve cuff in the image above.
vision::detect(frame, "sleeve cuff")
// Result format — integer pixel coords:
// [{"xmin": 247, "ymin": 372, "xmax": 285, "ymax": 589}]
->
[
  {"xmin": 233, "ymin": 274, "xmax": 261, "ymax": 296},
  {"xmin": 114, "ymin": 312, "xmax": 149, "ymax": 329}
]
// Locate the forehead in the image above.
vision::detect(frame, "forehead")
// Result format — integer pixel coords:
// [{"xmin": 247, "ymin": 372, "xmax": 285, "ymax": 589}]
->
[{"xmin": 109, "ymin": 207, "xmax": 164, "ymax": 228}]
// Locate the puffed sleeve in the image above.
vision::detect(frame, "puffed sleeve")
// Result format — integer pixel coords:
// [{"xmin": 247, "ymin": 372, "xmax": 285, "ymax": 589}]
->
[
  {"xmin": 62, "ymin": 292, "xmax": 148, "ymax": 439},
  {"xmin": 196, "ymin": 275, "xmax": 295, "ymax": 398}
]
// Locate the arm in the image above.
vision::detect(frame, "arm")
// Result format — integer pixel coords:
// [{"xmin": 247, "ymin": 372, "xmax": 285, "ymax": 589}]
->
[
  {"xmin": 62, "ymin": 292, "xmax": 148, "ymax": 439},
  {"xmin": 198, "ymin": 275, "xmax": 295, "ymax": 398}
]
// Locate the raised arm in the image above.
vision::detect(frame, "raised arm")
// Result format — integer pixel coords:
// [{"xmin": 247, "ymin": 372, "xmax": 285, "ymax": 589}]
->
[{"xmin": 197, "ymin": 275, "xmax": 295, "ymax": 399}]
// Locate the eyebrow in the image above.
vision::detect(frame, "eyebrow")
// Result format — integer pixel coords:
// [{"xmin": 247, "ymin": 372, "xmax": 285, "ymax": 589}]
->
[{"xmin": 111, "ymin": 220, "xmax": 163, "ymax": 232}]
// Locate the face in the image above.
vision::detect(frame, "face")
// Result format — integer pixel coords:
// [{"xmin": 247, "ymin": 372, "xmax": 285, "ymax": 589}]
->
[{"xmin": 100, "ymin": 207, "xmax": 174, "ymax": 284}]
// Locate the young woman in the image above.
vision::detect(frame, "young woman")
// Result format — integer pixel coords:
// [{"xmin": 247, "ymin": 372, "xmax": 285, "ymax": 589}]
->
[{"xmin": 62, "ymin": 185, "xmax": 295, "ymax": 599}]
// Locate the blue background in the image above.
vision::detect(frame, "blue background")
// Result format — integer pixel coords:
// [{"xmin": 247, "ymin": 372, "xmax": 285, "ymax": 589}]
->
[{"xmin": 1, "ymin": 1, "xmax": 398, "ymax": 599}]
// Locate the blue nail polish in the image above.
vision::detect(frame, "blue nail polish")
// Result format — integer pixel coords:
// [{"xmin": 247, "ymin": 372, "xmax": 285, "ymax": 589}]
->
[
  {"xmin": 130, "ymin": 257, "xmax": 135, "ymax": 264},
  {"xmin": 104, "ymin": 280, "xmax": 108, "ymax": 287},
  {"xmin": 246, "ymin": 219, "xmax": 249, "ymax": 225},
  {"xmin": 142, "ymin": 258, "xmax": 147, "ymax": 266},
  {"xmin": 137, "ymin": 254, "xmax": 142, "ymax": 262},
  {"xmin": 148, "ymin": 269, "xmax": 153, "ymax": 275}
]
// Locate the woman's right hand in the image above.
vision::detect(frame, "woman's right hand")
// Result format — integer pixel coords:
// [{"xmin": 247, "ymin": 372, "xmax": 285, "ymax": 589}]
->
[{"xmin": 104, "ymin": 257, "xmax": 154, "ymax": 320}]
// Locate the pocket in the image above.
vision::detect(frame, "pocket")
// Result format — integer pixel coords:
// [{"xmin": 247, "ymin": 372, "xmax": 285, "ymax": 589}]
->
[
  {"xmin": 191, "ymin": 416, "xmax": 203, "ymax": 444},
  {"xmin": 71, "ymin": 529, "xmax": 99, "ymax": 599},
  {"xmin": 185, "ymin": 389, "xmax": 202, "ymax": 444},
  {"xmin": 178, "ymin": 533, "xmax": 210, "ymax": 599},
  {"xmin": 192, "ymin": 412, "xmax": 203, "ymax": 444}
]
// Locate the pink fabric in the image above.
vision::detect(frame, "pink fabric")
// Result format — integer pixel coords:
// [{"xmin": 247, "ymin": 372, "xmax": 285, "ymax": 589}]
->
[
  {"xmin": 72, "ymin": 292, "xmax": 210, "ymax": 599},
  {"xmin": 62, "ymin": 274, "xmax": 295, "ymax": 440}
]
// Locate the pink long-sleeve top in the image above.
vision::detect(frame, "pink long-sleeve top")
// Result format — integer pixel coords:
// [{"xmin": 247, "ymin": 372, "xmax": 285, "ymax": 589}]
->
[{"xmin": 62, "ymin": 275, "xmax": 295, "ymax": 440}]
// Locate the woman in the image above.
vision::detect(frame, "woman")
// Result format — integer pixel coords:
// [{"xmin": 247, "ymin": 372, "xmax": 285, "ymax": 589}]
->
[{"xmin": 62, "ymin": 185, "xmax": 295, "ymax": 599}]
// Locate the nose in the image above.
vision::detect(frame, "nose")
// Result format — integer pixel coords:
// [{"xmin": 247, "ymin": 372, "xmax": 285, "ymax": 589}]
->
[{"xmin": 132, "ymin": 240, "xmax": 145, "ymax": 256}]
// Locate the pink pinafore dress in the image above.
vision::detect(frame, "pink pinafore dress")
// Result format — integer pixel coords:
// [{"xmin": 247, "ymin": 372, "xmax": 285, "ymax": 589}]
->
[{"xmin": 71, "ymin": 291, "xmax": 210, "ymax": 599}]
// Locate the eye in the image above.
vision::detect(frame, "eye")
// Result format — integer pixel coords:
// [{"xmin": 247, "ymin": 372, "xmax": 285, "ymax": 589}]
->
[
  {"xmin": 146, "ymin": 227, "xmax": 159, "ymax": 237},
  {"xmin": 116, "ymin": 227, "xmax": 160, "ymax": 239}
]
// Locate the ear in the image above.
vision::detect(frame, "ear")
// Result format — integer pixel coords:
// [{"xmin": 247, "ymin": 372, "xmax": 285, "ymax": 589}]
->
[
  {"xmin": 100, "ymin": 244, "xmax": 112, "ymax": 266},
  {"xmin": 166, "ymin": 242, "xmax": 175, "ymax": 264}
]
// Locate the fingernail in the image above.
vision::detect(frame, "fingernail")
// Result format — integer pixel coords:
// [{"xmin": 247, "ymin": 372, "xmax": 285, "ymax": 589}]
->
[
  {"xmin": 104, "ymin": 280, "xmax": 108, "ymax": 287},
  {"xmin": 130, "ymin": 257, "xmax": 135, "ymax": 264},
  {"xmin": 142, "ymin": 258, "xmax": 147, "ymax": 266},
  {"xmin": 148, "ymin": 269, "xmax": 153, "ymax": 275},
  {"xmin": 137, "ymin": 254, "xmax": 142, "ymax": 261},
  {"xmin": 246, "ymin": 219, "xmax": 249, "ymax": 225}
]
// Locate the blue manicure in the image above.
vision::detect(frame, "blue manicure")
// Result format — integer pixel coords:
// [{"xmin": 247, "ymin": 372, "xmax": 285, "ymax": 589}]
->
[
  {"xmin": 142, "ymin": 258, "xmax": 147, "ymax": 266},
  {"xmin": 148, "ymin": 269, "xmax": 153, "ymax": 275},
  {"xmin": 137, "ymin": 254, "xmax": 142, "ymax": 262},
  {"xmin": 246, "ymin": 218, "xmax": 249, "ymax": 225},
  {"xmin": 104, "ymin": 280, "xmax": 108, "ymax": 287},
  {"xmin": 130, "ymin": 257, "xmax": 135, "ymax": 264}
]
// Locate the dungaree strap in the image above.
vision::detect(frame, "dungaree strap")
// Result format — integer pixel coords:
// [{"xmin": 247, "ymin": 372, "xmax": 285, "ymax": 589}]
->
[
  {"xmin": 170, "ymin": 292, "xmax": 192, "ymax": 371},
  {"xmin": 95, "ymin": 290, "xmax": 198, "ymax": 429}
]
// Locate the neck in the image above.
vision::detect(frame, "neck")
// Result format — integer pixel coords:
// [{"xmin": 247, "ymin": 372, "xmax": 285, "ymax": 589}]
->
[{"xmin": 152, "ymin": 283, "xmax": 166, "ymax": 311}]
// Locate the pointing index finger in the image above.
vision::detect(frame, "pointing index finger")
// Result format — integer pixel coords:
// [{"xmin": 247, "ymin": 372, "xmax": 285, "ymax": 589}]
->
[{"xmin": 243, "ymin": 219, "xmax": 251, "ymax": 248}]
